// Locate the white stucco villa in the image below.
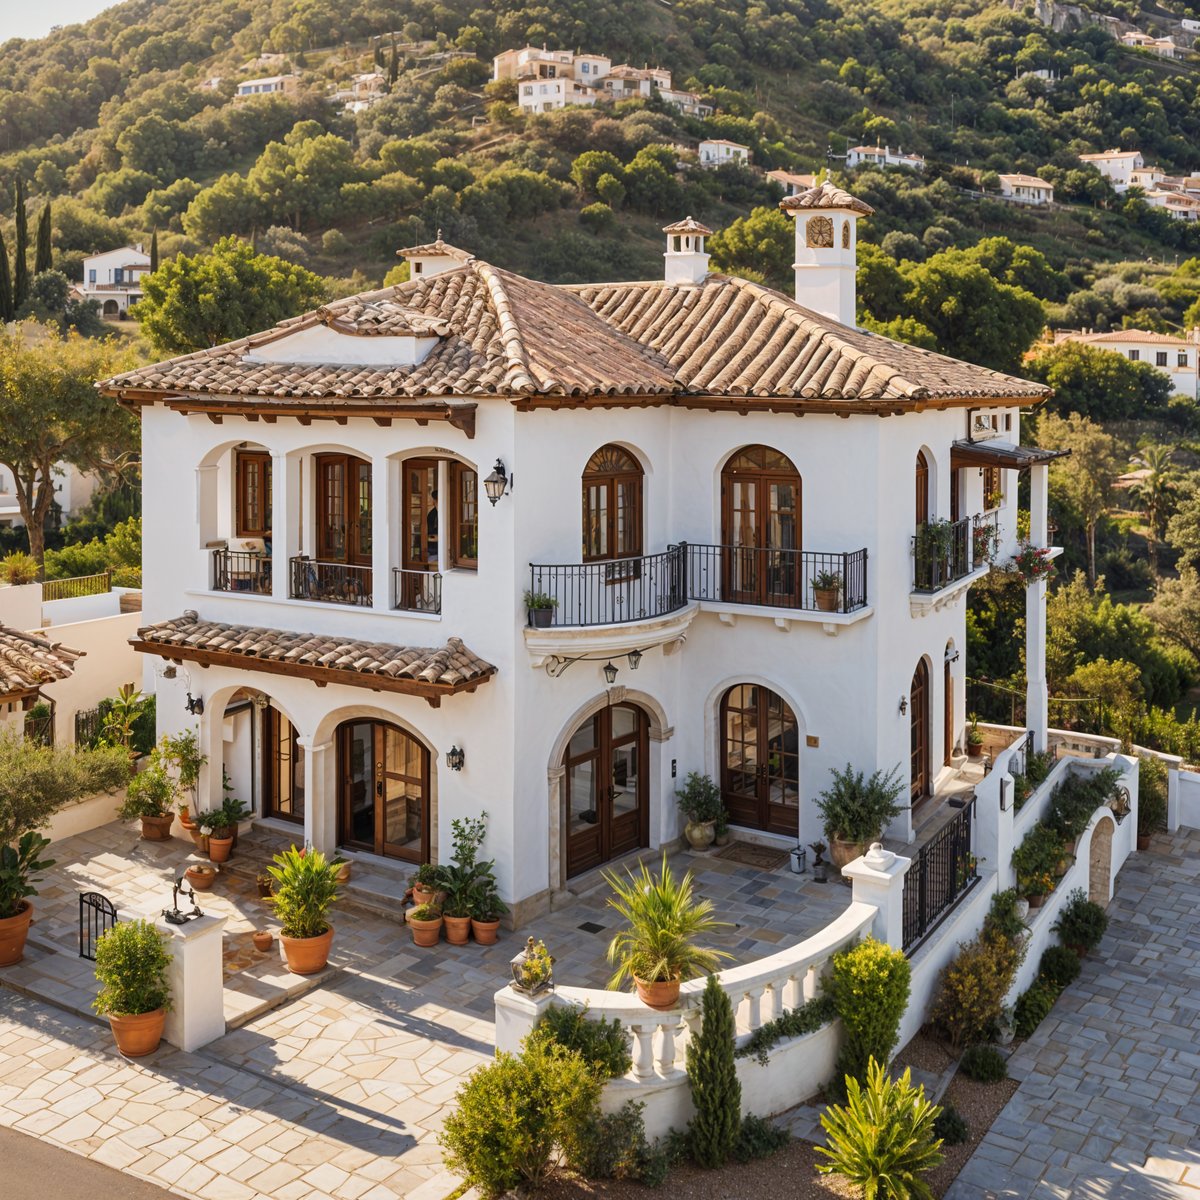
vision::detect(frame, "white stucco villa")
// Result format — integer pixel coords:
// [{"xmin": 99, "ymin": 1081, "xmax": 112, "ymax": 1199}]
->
[
  {"xmin": 1055, "ymin": 328, "xmax": 1200, "ymax": 399},
  {"xmin": 102, "ymin": 183, "xmax": 1060, "ymax": 924},
  {"xmin": 998, "ymin": 173, "xmax": 1055, "ymax": 205},
  {"xmin": 78, "ymin": 246, "xmax": 151, "ymax": 317}
]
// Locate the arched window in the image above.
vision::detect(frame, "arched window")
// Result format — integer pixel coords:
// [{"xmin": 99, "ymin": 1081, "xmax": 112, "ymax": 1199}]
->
[
  {"xmin": 582, "ymin": 445, "xmax": 643, "ymax": 561},
  {"xmin": 721, "ymin": 446, "xmax": 801, "ymax": 606},
  {"xmin": 915, "ymin": 450, "xmax": 930, "ymax": 528}
]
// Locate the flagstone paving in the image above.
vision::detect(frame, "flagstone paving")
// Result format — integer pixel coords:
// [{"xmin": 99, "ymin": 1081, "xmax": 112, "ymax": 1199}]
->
[{"xmin": 946, "ymin": 827, "xmax": 1200, "ymax": 1200}]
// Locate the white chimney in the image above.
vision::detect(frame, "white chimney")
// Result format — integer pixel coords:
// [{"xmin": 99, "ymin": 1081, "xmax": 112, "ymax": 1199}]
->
[
  {"xmin": 779, "ymin": 182, "xmax": 874, "ymax": 327},
  {"xmin": 396, "ymin": 232, "xmax": 473, "ymax": 281},
  {"xmin": 662, "ymin": 216, "xmax": 713, "ymax": 285}
]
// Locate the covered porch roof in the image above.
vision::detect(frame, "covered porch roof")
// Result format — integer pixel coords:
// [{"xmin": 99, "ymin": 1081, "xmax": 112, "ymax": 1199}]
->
[
  {"xmin": 950, "ymin": 440, "xmax": 1070, "ymax": 471},
  {"xmin": 0, "ymin": 626, "xmax": 84, "ymax": 703}
]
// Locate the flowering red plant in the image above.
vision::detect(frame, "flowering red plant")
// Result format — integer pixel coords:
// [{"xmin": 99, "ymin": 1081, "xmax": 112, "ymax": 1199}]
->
[{"xmin": 1012, "ymin": 542, "xmax": 1055, "ymax": 584}]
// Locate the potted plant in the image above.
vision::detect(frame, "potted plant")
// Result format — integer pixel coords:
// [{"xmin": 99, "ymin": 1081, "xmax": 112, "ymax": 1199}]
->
[
  {"xmin": 101, "ymin": 684, "xmax": 147, "ymax": 759},
  {"xmin": 512, "ymin": 936, "xmax": 554, "ymax": 994},
  {"xmin": 676, "ymin": 771, "xmax": 722, "ymax": 850},
  {"xmin": 119, "ymin": 757, "xmax": 176, "ymax": 840},
  {"xmin": 440, "ymin": 863, "xmax": 474, "ymax": 946},
  {"xmin": 467, "ymin": 863, "xmax": 508, "ymax": 945},
  {"xmin": 93, "ymin": 918, "xmax": 172, "ymax": 1058},
  {"xmin": 809, "ymin": 841, "xmax": 828, "ymax": 883},
  {"xmin": 524, "ymin": 589, "xmax": 558, "ymax": 629},
  {"xmin": 1052, "ymin": 887, "xmax": 1109, "ymax": 958},
  {"xmin": 185, "ymin": 864, "xmax": 216, "ymax": 891},
  {"xmin": 604, "ymin": 855, "xmax": 731, "ymax": 1009},
  {"xmin": 1012, "ymin": 823, "xmax": 1063, "ymax": 908},
  {"xmin": 204, "ymin": 814, "xmax": 233, "ymax": 864},
  {"xmin": 267, "ymin": 845, "xmax": 340, "ymax": 974},
  {"xmin": 0, "ymin": 832, "xmax": 54, "ymax": 966},
  {"xmin": 410, "ymin": 862, "xmax": 445, "ymax": 908},
  {"xmin": 966, "ymin": 713, "xmax": 985, "ymax": 759},
  {"xmin": 815, "ymin": 763, "xmax": 905, "ymax": 876},
  {"xmin": 408, "ymin": 902, "xmax": 443, "ymax": 947},
  {"xmin": 713, "ymin": 806, "xmax": 731, "ymax": 847},
  {"xmin": 252, "ymin": 930, "xmax": 273, "ymax": 952},
  {"xmin": 913, "ymin": 518, "xmax": 957, "ymax": 586},
  {"xmin": 811, "ymin": 569, "xmax": 842, "ymax": 613},
  {"xmin": 255, "ymin": 872, "xmax": 273, "ymax": 899},
  {"xmin": 160, "ymin": 729, "xmax": 206, "ymax": 828}
]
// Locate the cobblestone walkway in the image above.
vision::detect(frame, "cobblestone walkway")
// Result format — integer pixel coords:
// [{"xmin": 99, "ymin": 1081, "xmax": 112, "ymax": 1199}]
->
[{"xmin": 947, "ymin": 828, "xmax": 1200, "ymax": 1199}]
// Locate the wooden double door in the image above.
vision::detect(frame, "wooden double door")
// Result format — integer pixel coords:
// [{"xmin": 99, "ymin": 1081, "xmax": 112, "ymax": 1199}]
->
[
  {"xmin": 721, "ymin": 446, "xmax": 802, "ymax": 606},
  {"xmin": 720, "ymin": 684, "xmax": 800, "ymax": 835},
  {"xmin": 564, "ymin": 703, "xmax": 649, "ymax": 878},
  {"xmin": 337, "ymin": 720, "xmax": 429, "ymax": 863}
]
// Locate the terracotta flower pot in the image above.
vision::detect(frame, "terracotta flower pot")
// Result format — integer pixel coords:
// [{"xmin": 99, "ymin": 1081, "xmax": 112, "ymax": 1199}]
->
[
  {"xmin": 252, "ymin": 931, "xmax": 273, "ymax": 952},
  {"xmin": 1028, "ymin": 893, "xmax": 1046, "ymax": 909},
  {"xmin": 1137, "ymin": 834, "xmax": 1151, "ymax": 851},
  {"xmin": 208, "ymin": 835, "xmax": 233, "ymax": 864},
  {"xmin": 471, "ymin": 918, "xmax": 501, "ymax": 945},
  {"xmin": 814, "ymin": 587, "xmax": 839, "ymax": 613},
  {"xmin": 280, "ymin": 926, "xmax": 334, "ymax": 975},
  {"xmin": 443, "ymin": 914, "xmax": 471, "ymax": 945},
  {"xmin": 189, "ymin": 828, "xmax": 209, "ymax": 853},
  {"xmin": 409, "ymin": 914, "xmax": 442, "ymax": 948},
  {"xmin": 108, "ymin": 1008, "xmax": 166, "ymax": 1058},
  {"xmin": 828, "ymin": 836, "xmax": 868, "ymax": 876},
  {"xmin": 684, "ymin": 820, "xmax": 715, "ymax": 850},
  {"xmin": 0, "ymin": 901, "xmax": 33, "ymax": 967},
  {"xmin": 140, "ymin": 814, "xmax": 175, "ymax": 841},
  {"xmin": 336, "ymin": 861, "xmax": 352, "ymax": 884},
  {"xmin": 412, "ymin": 884, "xmax": 438, "ymax": 908},
  {"xmin": 185, "ymin": 866, "xmax": 216, "ymax": 891},
  {"xmin": 635, "ymin": 976, "xmax": 681, "ymax": 1009}
]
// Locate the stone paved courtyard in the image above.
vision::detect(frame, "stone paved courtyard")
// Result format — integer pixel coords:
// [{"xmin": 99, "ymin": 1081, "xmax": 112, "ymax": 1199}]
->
[{"xmin": 947, "ymin": 827, "xmax": 1200, "ymax": 1199}]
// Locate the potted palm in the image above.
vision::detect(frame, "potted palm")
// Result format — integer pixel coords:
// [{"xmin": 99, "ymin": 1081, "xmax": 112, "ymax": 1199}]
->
[
  {"xmin": 676, "ymin": 771, "xmax": 722, "ymax": 850},
  {"xmin": 811, "ymin": 569, "xmax": 842, "ymax": 613},
  {"xmin": 815, "ymin": 762, "xmax": 905, "ymax": 876},
  {"xmin": 604, "ymin": 855, "xmax": 731, "ymax": 1009},
  {"xmin": 0, "ymin": 832, "xmax": 54, "ymax": 966},
  {"xmin": 119, "ymin": 757, "xmax": 176, "ymax": 840},
  {"xmin": 966, "ymin": 713, "xmax": 985, "ymax": 759},
  {"xmin": 93, "ymin": 919, "xmax": 172, "ymax": 1057},
  {"xmin": 267, "ymin": 845, "xmax": 340, "ymax": 974},
  {"xmin": 524, "ymin": 589, "xmax": 558, "ymax": 629}
]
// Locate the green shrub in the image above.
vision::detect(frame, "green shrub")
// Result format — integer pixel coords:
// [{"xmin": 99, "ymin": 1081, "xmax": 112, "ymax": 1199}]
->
[
  {"xmin": 1038, "ymin": 944, "xmax": 1081, "ymax": 990},
  {"xmin": 686, "ymin": 973, "xmax": 741, "ymax": 1168},
  {"xmin": 532, "ymin": 1003, "xmax": 632, "ymax": 1080},
  {"xmin": 580, "ymin": 201, "xmax": 614, "ymax": 232},
  {"xmin": 110, "ymin": 565, "xmax": 142, "ymax": 588},
  {"xmin": 1052, "ymin": 887, "xmax": 1108, "ymax": 953},
  {"xmin": 1026, "ymin": 749, "xmax": 1053, "ymax": 787},
  {"xmin": 984, "ymin": 888, "xmax": 1027, "ymax": 942},
  {"xmin": 1013, "ymin": 981, "xmax": 1059, "ymax": 1039},
  {"xmin": 438, "ymin": 1038, "xmax": 601, "ymax": 1197},
  {"xmin": 571, "ymin": 1100, "xmax": 663, "ymax": 1185},
  {"xmin": 933, "ymin": 1102, "xmax": 970, "ymax": 1146},
  {"xmin": 827, "ymin": 937, "xmax": 911, "ymax": 1084},
  {"xmin": 929, "ymin": 934, "xmax": 1021, "ymax": 1051},
  {"xmin": 93, "ymin": 919, "xmax": 172, "ymax": 1017},
  {"xmin": 118, "ymin": 760, "xmax": 175, "ymax": 820},
  {"xmin": 267, "ymin": 845, "xmax": 339, "ymax": 939},
  {"xmin": 736, "ymin": 994, "xmax": 837, "ymax": 1066},
  {"xmin": 1, "ymin": 551, "xmax": 38, "ymax": 585},
  {"xmin": 1011, "ymin": 823, "xmax": 1064, "ymax": 898},
  {"xmin": 817, "ymin": 1058, "xmax": 943, "ymax": 1196},
  {"xmin": 1138, "ymin": 756, "xmax": 1168, "ymax": 836},
  {"xmin": 959, "ymin": 1044, "xmax": 1007, "ymax": 1083},
  {"xmin": 733, "ymin": 1113, "xmax": 790, "ymax": 1163}
]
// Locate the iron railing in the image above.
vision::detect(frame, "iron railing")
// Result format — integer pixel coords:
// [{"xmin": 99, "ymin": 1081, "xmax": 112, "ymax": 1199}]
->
[
  {"xmin": 211, "ymin": 549, "xmax": 271, "ymax": 595},
  {"xmin": 684, "ymin": 543, "xmax": 868, "ymax": 613},
  {"xmin": 75, "ymin": 705, "xmax": 104, "ymax": 748},
  {"xmin": 23, "ymin": 711, "xmax": 53, "ymax": 747},
  {"xmin": 393, "ymin": 568, "xmax": 442, "ymax": 614},
  {"xmin": 912, "ymin": 517, "xmax": 972, "ymax": 592},
  {"xmin": 902, "ymin": 798, "xmax": 978, "ymax": 953},
  {"xmin": 528, "ymin": 545, "xmax": 687, "ymax": 627},
  {"xmin": 42, "ymin": 571, "xmax": 111, "ymax": 602},
  {"xmin": 79, "ymin": 892, "xmax": 117, "ymax": 960},
  {"xmin": 289, "ymin": 556, "xmax": 373, "ymax": 607}
]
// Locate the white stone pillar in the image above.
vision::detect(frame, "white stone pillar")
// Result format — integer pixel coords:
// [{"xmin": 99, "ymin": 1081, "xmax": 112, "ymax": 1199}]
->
[
  {"xmin": 298, "ymin": 737, "xmax": 334, "ymax": 853},
  {"xmin": 270, "ymin": 452, "xmax": 288, "ymax": 599},
  {"xmin": 494, "ymin": 986, "xmax": 559, "ymax": 1054},
  {"xmin": 1029, "ymin": 461, "xmax": 1049, "ymax": 549},
  {"xmin": 842, "ymin": 843, "xmax": 911, "ymax": 950},
  {"xmin": 1026, "ymin": 578, "xmax": 1049, "ymax": 752},
  {"xmin": 155, "ymin": 913, "xmax": 227, "ymax": 1052},
  {"xmin": 371, "ymin": 454, "xmax": 390, "ymax": 610},
  {"xmin": 195, "ymin": 704, "xmax": 224, "ymax": 817}
]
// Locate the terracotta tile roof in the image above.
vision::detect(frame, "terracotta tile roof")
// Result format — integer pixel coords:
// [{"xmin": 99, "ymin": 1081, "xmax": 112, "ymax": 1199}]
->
[
  {"xmin": 397, "ymin": 238, "xmax": 474, "ymax": 261},
  {"xmin": 0, "ymin": 626, "xmax": 83, "ymax": 699},
  {"xmin": 780, "ymin": 181, "xmax": 875, "ymax": 215},
  {"xmin": 133, "ymin": 612, "xmax": 495, "ymax": 701},
  {"xmin": 1078, "ymin": 329, "xmax": 1192, "ymax": 347},
  {"xmin": 101, "ymin": 254, "xmax": 1048, "ymax": 409},
  {"xmin": 999, "ymin": 174, "xmax": 1053, "ymax": 187},
  {"xmin": 662, "ymin": 216, "xmax": 713, "ymax": 235}
]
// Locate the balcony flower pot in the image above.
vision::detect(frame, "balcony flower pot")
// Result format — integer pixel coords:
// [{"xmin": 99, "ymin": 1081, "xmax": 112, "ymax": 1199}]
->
[
  {"xmin": 471, "ymin": 917, "xmax": 501, "ymax": 945},
  {"xmin": 252, "ymin": 930, "xmax": 273, "ymax": 952},
  {"xmin": 684, "ymin": 819, "xmax": 716, "ymax": 850},
  {"xmin": 528, "ymin": 607, "xmax": 554, "ymax": 628},
  {"xmin": 408, "ymin": 904, "xmax": 443, "ymax": 948},
  {"xmin": 0, "ymin": 901, "xmax": 33, "ymax": 967},
  {"xmin": 280, "ymin": 927, "xmax": 334, "ymax": 974},
  {"xmin": 185, "ymin": 865, "xmax": 216, "ymax": 891},
  {"xmin": 443, "ymin": 914, "xmax": 471, "ymax": 945},
  {"xmin": 207, "ymin": 833, "xmax": 233, "ymax": 864},
  {"xmin": 524, "ymin": 590, "xmax": 558, "ymax": 629},
  {"xmin": 635, "ymin": 975, "xmax": 681, "ymax": 1009},
  {"xmin": 108, "ymin": 1009, "xmax": 167, "ymax": 1058},
  {"xmin": 813, "ymin": 588, "xmax": 839, "ymax": 613}
]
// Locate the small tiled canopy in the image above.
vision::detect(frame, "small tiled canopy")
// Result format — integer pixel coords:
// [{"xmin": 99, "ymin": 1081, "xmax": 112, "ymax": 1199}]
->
[{"xmin": 0, "ymin": 626, "xmax": 84, "ymax": 701}]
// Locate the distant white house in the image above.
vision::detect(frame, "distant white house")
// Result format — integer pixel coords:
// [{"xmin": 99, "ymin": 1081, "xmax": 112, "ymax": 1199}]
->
[
  {"xmin": 698, "ymin": 139, "xmax": 750, "ymax": 168},
  {"xmin": 1120, "ymin": 31, "xmax": 1177, "ymax": 57},
  {"xmin": 236, "ymin": 74, "xmax": 299, "ymax": 97},
  {"xmin": 78, "ymin": 246, "xmax": 151, "ymax": 318},
  {"xmin": 333, "ymin": 72, "xmax": 387, "ymax": 113},
  {"xmin": 845, "ymin": 145, "xmax": 926, "ymax": 171},
  {"xmin": 997, "ymin": 173, "xmax": 1054, "ymax": 205},
  {"xmin": 766, "ymin": 169, "xmax": 818, "ymax": 196},
  {"xmin": 658, "ymin": 88, "xmax": 713, "ymax": 118},
  {"xmin": 1056, "ymin": 328, "xmax": 1200, "ymax": 398},
  {"xmin": 1145, "ymin": 189, "xmax": 1200, "ymax": 221},
  {"xmin": 0, "ymin": 462, "xmax": 98, "ymax": 530},
  {"xmin": 1128, "ymin": 166, "xmax": 1167, "ymax": 191},
  {"xmin": 517, "ymin": 77, "xmax": 601, "ymax": 112},
  {"xmin": 1078, "ymin": 149, "xmax": 1144, "ymax": 191}
]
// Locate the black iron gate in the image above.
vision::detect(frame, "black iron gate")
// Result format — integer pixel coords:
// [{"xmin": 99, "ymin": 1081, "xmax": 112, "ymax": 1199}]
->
[{"xmin": 79, "ymin": 892, "xmax": 117, "ymax": 960}]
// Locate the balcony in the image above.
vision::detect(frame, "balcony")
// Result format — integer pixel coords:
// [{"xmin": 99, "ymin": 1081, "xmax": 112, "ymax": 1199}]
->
[
  {"xmin": 393, "ymin": 568, "xmax": 442, "ymax": 615},
  {"xmin": 910, "ymin": 514, "xmax": 997, "ymax": 608},
  {"xmin": 211, "ymin": 549, "xmax": 271, "ymax": 596},
  {"xmin": 288, "ymin": 557, "xmax": 372, "ymax": 607},
  {"xmin": 529, "ymin": 545, "xmax": 687, "ymax": 628}
]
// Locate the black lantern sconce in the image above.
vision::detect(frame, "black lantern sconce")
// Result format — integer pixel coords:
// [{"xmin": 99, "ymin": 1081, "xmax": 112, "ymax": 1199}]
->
[
  {"xmin": 446, "ymin": 745, "xmax": 465, "ymax": 772},
  {"xmin": 484, "ymin": 459, "xmax": 511, "ymax": 506},
  {"xmin": 185, "ymin": 692, "xmax": 205, "ymax": 716},
  {"xmin": 602, "ymin": 661, "xmax": 619, "ymax": 685},
  {"xmin": 626, "ymin": 648, "xmax": 643, "ymax": 671},
  {"xmin": 898, "ymin": 695, "xmax": 908, "ymax": 715}
]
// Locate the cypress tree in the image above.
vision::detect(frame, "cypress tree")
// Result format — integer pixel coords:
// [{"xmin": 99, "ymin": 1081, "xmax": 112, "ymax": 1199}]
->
[
  {"xmin": 150, "ymin": 229, "xmax": 159, "ymax": 273},
  {"xmin": 686, "ymin": 973, "xmax": 741, "ymax": 1168},
  {"xmin": 13, "ymin": 178, "xmax": 28, "ymax": 309},
  {"xmin": 388, "ymin": 45, "xmax": 399, "ymax": 86},
  {"xmin": 34, "ymin": 201, "xmax": 52, "ymax": 276},
  {"xmin": 0, "ymin": 229, "xmax": 14, "ymax": 323}
]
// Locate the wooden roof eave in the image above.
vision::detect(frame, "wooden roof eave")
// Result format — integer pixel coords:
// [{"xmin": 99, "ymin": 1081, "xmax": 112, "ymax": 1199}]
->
[{"xmin": 129, "ymin": 638, "xmax": 495, "ymax": 709}]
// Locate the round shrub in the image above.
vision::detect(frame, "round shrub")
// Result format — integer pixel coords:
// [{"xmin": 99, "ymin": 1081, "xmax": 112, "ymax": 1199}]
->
[
  {"xmin": 933, "ymin": 1102, "xmax": 970, "ymax": 1146},
  {"xmin": 580, "ymin": 202, "xmax": 614, "ymax": 232},
  {"xmin": 959, "ymin": 1044, "xmax": 1007, "ymax": 1084},
  {"xmin": 827, "ymin": 936, "xmax": 911, "ymax": 1084},
  {"xmin": 1039, "ymin": 944, "xmax": 1081, "ymax": 990},
  {"xmin": 929, "ymin": 933, "xmax": 1021, "ymax": 1051},
  {"xmin": 1013, "ymin": 981, "xmax": 1058, "ymax": 1039},
  {"xmin": 531, "ymin": 1002, "xmax": 631, "ymax": 1080},
  {"xmin": 438, "ymin": 1038, "xmax": 601, "ymax": 1196},
  {"xmin": 93, "ymin": 919, "xmax": 172, "ymax": 1017},
  {"xmin": 1052, "ymin": 888, "xmax": 1108, "ymax": 954}
]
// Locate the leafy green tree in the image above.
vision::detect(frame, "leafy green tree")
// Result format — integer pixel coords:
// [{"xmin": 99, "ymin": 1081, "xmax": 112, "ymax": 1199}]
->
[
  {"xmin": 13, "ymin": 180, "xmax": 29, "ymax": 311},
  {"xmin": 0, "ymin": 230, "xmax": 13, "ymax": 324},
  {"xmin": 0, "ymin": 325, "xmax": 137, "ymax": 565},
  {"xmin": 1026, "ymin": 343, "xmax": 1173, "ymax": 421},
  {"xmin": 1128, "ymin": 445, "xmax": 1176, "ymax": 578},
  {"xmin": 857, "ymin": 242, "xmax": 910, "ymax": 323},
  {"xmin": 709, "ymin": 206, "xmax": 792, "ymax": 290},
  {"xmin": 135, "ymin": 237, "xmax": 326, "ymax": 357},
  {"xmin": 34, "ymin": 203, "xmax": 51, "ymax": 276},
  {"xmin": 1147, "ymin": 569, "xmax": 1200, "ymax": 663},
  {"xmin": 860, "ymin": 314, "xmax": 937, "ymax": 349},
  {"xmin": 1166, "ymin": 474, "xmax": 1200, "ymax": 574},
  {"xmin": 571, "ymin": 150, "xmax": 625, "ymax": 196},
  {"xmin": 687, "ymin": 973, "xmax": 741, "ymax": 1168},
  {"xmin": 1067, "ymin": 658, "xmax": 1143, "ymax": 745}
]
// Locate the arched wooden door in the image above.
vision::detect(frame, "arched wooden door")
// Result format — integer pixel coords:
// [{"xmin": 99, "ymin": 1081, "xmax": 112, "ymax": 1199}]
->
[
  {"xmin": 910, "ymin": 660, "xmax": 931, "ymax": 806},
  {"xmin": 564, "ymin": 703, "xmax": 649, "ymax": 878},
  {"xmin": 337, "ymin": 720, "xmax": 429, "ymax": 863},
  {"xmin": 721, "ymin": 446, "xmax": 801, "ymax": 606},
  {"xmin": 720, "ymin": 684, "xmax": 800, "ymax": 834},
  {"xmin": 915, "ymin": 450, "xmax": 930, "ymax": 528}
]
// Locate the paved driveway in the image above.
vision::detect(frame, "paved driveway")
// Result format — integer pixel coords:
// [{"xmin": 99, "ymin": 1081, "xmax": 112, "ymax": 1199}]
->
[{"xmin": 947, "ymin": 829, "xmax": 1200, "ymax": 1199}]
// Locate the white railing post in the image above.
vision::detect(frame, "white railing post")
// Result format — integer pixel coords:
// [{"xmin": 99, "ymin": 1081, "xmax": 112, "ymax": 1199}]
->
[
  {"xmin": 842, "ymin": 844, "xmax": 911, "ymax": 949},
  {"xmin": 632, "ymin": 1024, "xmax": 656, "ymax": 1080}
]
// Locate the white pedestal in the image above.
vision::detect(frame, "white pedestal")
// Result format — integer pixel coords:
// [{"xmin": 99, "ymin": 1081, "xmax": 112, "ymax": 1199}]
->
[
  {"xmin": 494, "ymin": 986, "xmax": 558, "ymax": 1054},
  {"xmin": 842, "ymin": 844, "xmax": 912, "ymax": 949},
  {"xmin": 155, "ymin": 913, "xmax": 228, "ymax": 1052}
]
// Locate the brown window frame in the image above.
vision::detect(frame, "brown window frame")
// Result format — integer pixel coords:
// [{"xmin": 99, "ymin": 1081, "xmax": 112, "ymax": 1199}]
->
[
  {"xmin": 582, "ymin": 444, "xmax": 643, "ymax": 563},
  {"xmin": 982, "ymin": 465, "xmax": 1003, "ymax": 510},
  {"xmin": 316, "ymin": 453, "xmax": 372, "ymax": 565},
  {"xmin": 235, "ymin": 451, "xmax": 272, "ymax": 538},
  {"xmin": 263, "ymin": 706, "xmax": 304, "ymax": 824},
  {"xmin": 448, "ymin": 462, "xmax": 478, "ymax": 570}
]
